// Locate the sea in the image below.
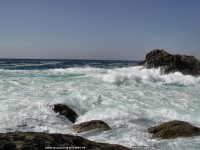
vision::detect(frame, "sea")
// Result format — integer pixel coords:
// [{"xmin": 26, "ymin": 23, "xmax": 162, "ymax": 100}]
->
[{"xmin": 0, "ymin": 59, "xmax": 200, "ymax": 150}]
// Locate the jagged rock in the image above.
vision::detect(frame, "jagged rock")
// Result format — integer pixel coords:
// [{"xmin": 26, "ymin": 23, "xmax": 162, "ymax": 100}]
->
[
  {"xmin": 139, "ymin": 49, "xmax": 200, "ymax": 76},
  {"xmin": 0, "ymin": 132, "xmax": 130, "ymax": 150},
  {"xmin": 53, "ymin": 104, "xmax": 78, "ymax": 123},
  {"xmin": 148, "ymin": 120, "xmax": 200, "ymax": 139},
  {"xmin": 72, "ymin": 120, "xmax": 111, "ymax": 133}
]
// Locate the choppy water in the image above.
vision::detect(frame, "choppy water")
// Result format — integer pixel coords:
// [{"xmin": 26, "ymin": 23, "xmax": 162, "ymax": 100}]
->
[{"xmin": 0, "ymin": 59, "xmax": 200, "ymax": 150}]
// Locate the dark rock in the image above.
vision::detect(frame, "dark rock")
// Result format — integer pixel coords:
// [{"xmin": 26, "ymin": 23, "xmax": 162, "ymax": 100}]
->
[
  {"xmin": 139, "ymin": 49, "xmax": 200, "ymax": 76},
  {"xmin": 53, "ymin": 104, "xmax": 78, "ymax": 123},
  {"xmin": 72, "ymin": 120, "xmax": 111, "ymax": 133},
  {"xmin": 148, "ymin": 120, "xmax": 200, "ymax": 139},
  {"xmin": 2, "ymin": 142, "xmax": 16, "ymax": 150},
  {"xmin": 0, "ymin": 132, "xmax": 130, "ymax": 150}
]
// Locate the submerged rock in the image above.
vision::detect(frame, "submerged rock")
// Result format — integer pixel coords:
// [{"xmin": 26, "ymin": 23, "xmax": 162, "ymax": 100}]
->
[
  {"xmin": 0, "ymin": 132, "xmax": 130, "ymax": 150},
  {"xmin": 148, "ymin": 120, "xmax": 200, "ymax": 139},
  {"xmin": 72, "ymin": 120, "xmax": 111, "ymax": 133},
  {"xmin": 139, "ymin": 49, "xmax": 200, "ymax": 76},
  {"xmin": 53, "ymin": 104, "xmax": 78, "ymax": 123}
]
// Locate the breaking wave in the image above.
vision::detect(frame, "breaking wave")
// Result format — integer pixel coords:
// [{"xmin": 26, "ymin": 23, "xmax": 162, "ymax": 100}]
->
[{"xmin": 0, "ymin": 61, "xmax": 200, "ymax": 149}]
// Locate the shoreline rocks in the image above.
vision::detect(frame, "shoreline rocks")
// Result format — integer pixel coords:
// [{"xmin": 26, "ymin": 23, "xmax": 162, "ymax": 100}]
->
[
  {"xmin": 0, "ymin": 132, "xmax": 130, "ymax": 150},
  {"xmin": 138, "ymin": 49, "xmax": 200, "ymax": 76},
  {"xmin": 72, "ymin": 120, "xmax": 111, "ymax": 133},
  {"xmin": 53, "ymin": 104, "xmax": 78, "ymax": 123},
  {"xmin": 148, "ymin": 120, "xmax": 200, "ymax": 139}
]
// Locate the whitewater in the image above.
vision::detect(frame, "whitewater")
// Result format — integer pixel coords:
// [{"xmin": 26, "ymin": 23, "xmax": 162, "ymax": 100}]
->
[{"xmin": 0, "ymin": 60, "xmax": 200, "ymax": 150}]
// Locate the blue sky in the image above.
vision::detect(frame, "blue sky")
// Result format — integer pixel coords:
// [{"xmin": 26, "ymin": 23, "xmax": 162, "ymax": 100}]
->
[{"xmin": 0, "ymin": 0, "xmax": 200, "ymax": 60}]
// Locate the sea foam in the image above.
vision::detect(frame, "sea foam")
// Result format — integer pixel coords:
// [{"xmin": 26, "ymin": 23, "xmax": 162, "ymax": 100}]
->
[{"xmin": 0, "ymin": 66, "xmax": 200, "ymax": 149}]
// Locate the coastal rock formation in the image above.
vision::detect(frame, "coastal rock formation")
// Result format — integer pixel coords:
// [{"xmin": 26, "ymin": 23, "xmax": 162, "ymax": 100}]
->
[
  {"xmin": 139, "ymin": 49, "xmax": 200, "ymax": 76},
  {"xmin": 0, "ymin": 132, "xmax": 130, "ymax": 150},
  {"xmin": 72, "ymin": 120, "xmax": 111, "ymax": 133},
  {"xmin": 53, "ymin": 104, "xmax": 78, "ymax": 123},
  {"xmin": 148, "ymin": 120, "xmax": 200, "ymax": 139}
]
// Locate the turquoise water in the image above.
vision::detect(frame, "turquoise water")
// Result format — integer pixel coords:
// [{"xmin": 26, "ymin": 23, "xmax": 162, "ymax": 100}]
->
[{"xmin": 0, "ymin": 60, "xmax": 200, "ymax": 149}]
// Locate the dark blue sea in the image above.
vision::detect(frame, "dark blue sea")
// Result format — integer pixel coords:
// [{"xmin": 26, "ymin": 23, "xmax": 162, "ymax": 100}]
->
[{"xmin": 0, "ymin": 59, "xmax": 139, "ymax": 70}]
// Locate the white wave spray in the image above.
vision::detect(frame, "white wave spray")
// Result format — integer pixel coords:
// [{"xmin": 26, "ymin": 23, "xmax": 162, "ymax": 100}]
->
[{"xmin": 0, "ymin": 66, "xmax": 200, "ymax": 149}]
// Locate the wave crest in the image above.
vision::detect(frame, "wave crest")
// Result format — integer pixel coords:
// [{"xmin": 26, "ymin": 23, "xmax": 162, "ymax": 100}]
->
[{"xmin": 102, "ymin": 67, "xmax": 200, "ymax": 86}]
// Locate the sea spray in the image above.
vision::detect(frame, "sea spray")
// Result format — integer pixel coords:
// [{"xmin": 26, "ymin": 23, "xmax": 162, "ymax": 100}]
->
[{"xmin": 0, "ymin": 60, "xmax": 200, "ymax": 149}]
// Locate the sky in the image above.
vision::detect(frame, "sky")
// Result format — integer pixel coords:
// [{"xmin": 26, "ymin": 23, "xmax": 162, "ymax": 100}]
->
[{"xmin": 0, "ymin": 0, "xmax": 200, "ymax": 60}]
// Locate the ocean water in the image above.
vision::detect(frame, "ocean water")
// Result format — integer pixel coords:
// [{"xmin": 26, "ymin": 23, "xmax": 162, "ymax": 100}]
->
[{"xmin": 0, "ymin": 59, "xmax": 200, "ymax": 150}]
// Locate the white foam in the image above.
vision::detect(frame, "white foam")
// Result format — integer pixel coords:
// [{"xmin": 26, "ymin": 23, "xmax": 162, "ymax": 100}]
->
[
  {"xmin": 101, "ymin": 66, "xmax": 200, "ymax": 86},
  {"xmin": 0, "ymin": 67, "xmax": 200, "ymax": 149}
]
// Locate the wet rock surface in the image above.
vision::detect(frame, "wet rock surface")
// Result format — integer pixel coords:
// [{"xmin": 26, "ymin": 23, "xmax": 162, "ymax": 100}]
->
[
  {"xmin": 148, "ymin": 120, "xmax": 200, "ymax": 139},
  {"xmin": 139, "ymin": 49, "xmax": 200, "ymax": 76},
  {"xmin": 72, "ymin": 120, "xmax": 111, "ymax": 133},
  {"xmin": 53, "ymin": 104, "xmax": 78, "ymax": 123},
  {"xmin": 0, "ymin": 132, "xmax": 130, "ymax": 150}
]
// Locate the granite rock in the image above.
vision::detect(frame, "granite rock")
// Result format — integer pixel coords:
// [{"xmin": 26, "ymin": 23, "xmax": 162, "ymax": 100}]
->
[
  {"xmin": 53, "ymin": 104, "xmax": 78, "ymax": 123},
  {"xmin": 72, "ymin": 120, "xmax": 111, "ymax": 133},
  {"xmin": 148, "ymin": 120, "xmax": 200, "ymax": 139},
  {"xmin": 0, "ymin": 132, "xmax": 130, "ymax": 150},
  {"xmin": 139, "ymin": 49, "xmax": 200, "ymax": 76}
]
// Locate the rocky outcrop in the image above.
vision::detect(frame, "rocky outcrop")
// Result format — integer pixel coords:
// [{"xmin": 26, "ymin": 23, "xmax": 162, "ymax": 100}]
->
[
  {"xmin": 72, "ymin": 120, "xmax": 111, "ymax": 133},
  {"xmin": 148, "ymin": 120, "xmax": 200, "ymax": 139},
  {"xmin": 0, "ymin": 132, "xmax": 130, "ymax": 150},
  {"xmin": 53, "ymin": 104, "xmax": 112, "ymax": 133},
  {"xmin": 53, "ymin": 104, "xmax": 78, "ymax": 123},
  {"xmin": 139, "ymin": 49, "xmax": 200, "ymax": 76}
]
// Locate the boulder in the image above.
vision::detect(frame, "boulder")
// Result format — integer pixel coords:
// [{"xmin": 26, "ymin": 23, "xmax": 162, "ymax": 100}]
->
[
  {"xmin": 53, "ymin": 104, "xmax": 78, "ymax": 123},
  {"xmin": 148, "ymin": 120, "xmax": 200, "ymax": 139},
  {"xmin": 72, "ymin": 120, "xmax": 111, "ymax": 133},
  {"xmin": 0, "ymin": 132, "xmax": 130, "ymax": 150},
  {"xmin": 139, "ymin": 49, "xmax": 200, "ymax": 76}
]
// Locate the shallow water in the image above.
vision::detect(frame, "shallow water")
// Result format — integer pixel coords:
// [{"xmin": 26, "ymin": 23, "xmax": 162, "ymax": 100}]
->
[{"xmin": 0, "ymin": 60, "xmax": 200, "ymax": 150}]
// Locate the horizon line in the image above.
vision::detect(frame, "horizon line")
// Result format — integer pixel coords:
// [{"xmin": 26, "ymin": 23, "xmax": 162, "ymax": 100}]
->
[{"xmin": 0, "ymin": 58, "xmax": 142, "ymax": 62}]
